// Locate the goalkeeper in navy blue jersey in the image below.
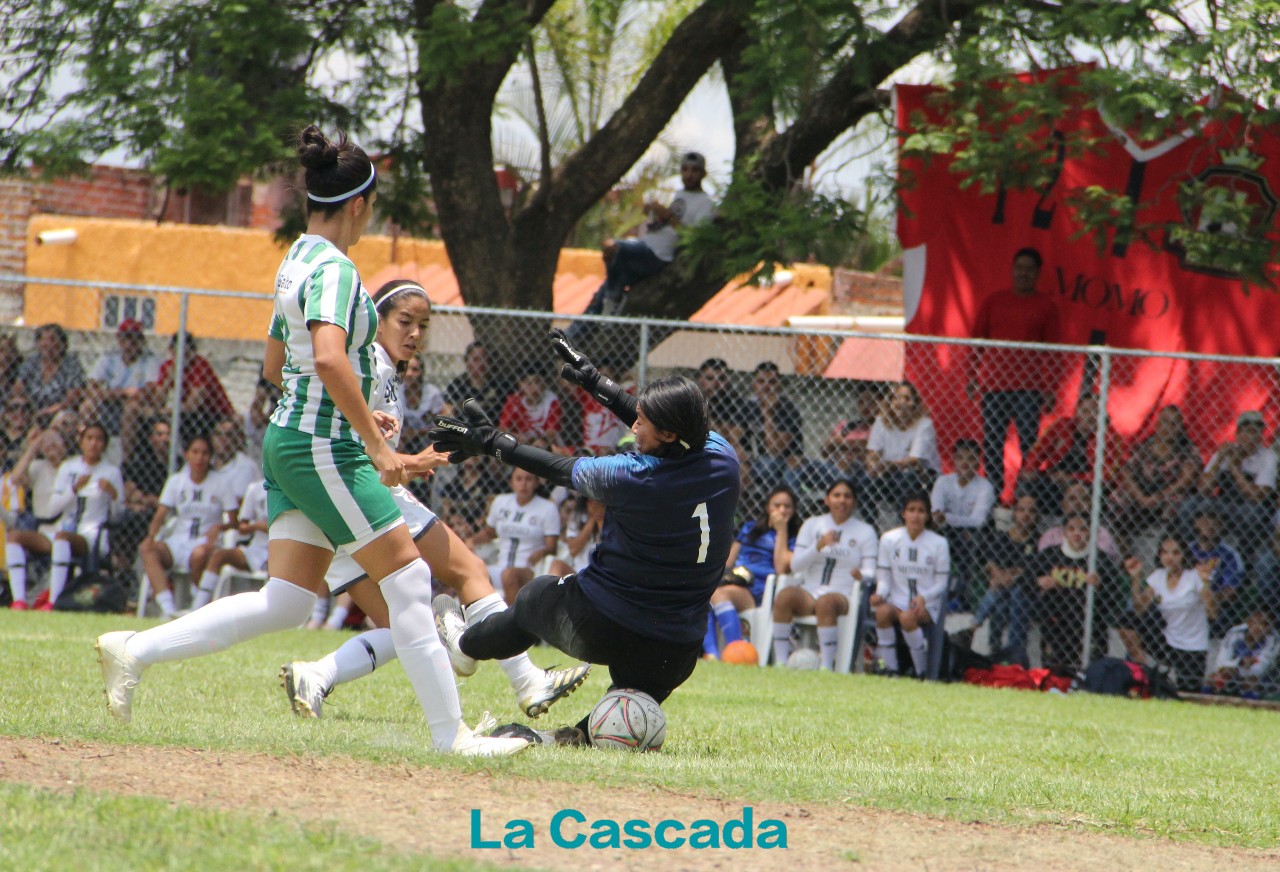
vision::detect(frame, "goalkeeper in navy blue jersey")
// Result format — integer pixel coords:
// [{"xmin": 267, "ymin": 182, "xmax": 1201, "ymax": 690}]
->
[{"xmin": 429, "ymin": 329, "xmax": 740, "ymax": 745}]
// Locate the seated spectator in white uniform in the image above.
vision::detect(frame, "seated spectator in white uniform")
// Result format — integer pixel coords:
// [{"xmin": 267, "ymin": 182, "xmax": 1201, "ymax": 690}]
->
[
  {"xmin": 771, "ymin": 479, "xmax": 876, "ymax": 671},
  {"xmin": 189, "ymin": 479, "xmax": 269, "ymax": 611},
  {"xmin": 138, "ymin": 435, "xmax": 234, "ymax": 618},
  {"xmin": 467, "ymin": 467, "xmax": 561, "ymax": 606},
  {"xmin": 872, "ymin": 491, "xmax": 951, "ymax": 677}
]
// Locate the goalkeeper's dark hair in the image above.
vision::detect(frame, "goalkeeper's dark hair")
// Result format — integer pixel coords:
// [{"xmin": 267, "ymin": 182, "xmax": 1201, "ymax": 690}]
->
[{"xmin": 637, "ymin": 376, "xmax": 709, "ymax": 456}]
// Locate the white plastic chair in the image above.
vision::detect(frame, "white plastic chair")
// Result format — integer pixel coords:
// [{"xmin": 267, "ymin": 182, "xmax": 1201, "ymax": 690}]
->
[
  {"xmin": 788, "ymin": 577, "xmax": 861, "ymax": 674},
  {"xmin": 739, "ymin": 573, "xmax": 778, "ymax": 666}
]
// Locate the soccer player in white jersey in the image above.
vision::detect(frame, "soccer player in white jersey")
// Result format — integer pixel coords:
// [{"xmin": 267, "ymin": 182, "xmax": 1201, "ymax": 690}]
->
[
  {"xmin": 188, "ymin": 478, "xmax": 270, "ymax": 611},
  {"xmin": 279, "ymin": 279, "xmax": 589, "ymax": 720},
  {"xmin": 138, "ymin": 435, "xmax": 232, "ymax": 618},
  {"xmin": 771, "ymin": 479, "xmax": 877, "ymax": 670},
  {"xmin": 95, "ymin": 125, "xmax": 526, "ymax": 757},
  {"xmin": 43, "ymin": 424, "xmax": 124, "ymax": 608},
  {"xmin": 469, "ymin": 467, "xmax": 561, "ymax": 606},
  {"xmin": 873, "ymin": 490, "xmax": 952, "ymax": 677}
]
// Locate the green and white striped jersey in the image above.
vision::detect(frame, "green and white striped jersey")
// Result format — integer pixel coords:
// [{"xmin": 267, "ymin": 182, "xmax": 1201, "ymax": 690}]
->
[{"xmin": 268, "ymin": 235, "xmax": 378, "ymax": 443}]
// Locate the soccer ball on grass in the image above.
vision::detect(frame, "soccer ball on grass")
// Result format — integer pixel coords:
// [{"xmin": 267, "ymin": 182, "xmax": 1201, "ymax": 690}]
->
[{"xmin": 587, "ymin": 688, "xmax": 666, "ymax": 751}]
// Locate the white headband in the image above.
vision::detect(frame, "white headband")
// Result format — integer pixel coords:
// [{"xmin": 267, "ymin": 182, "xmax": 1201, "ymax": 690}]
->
[
  {"xmin": 307, "ymin": 162, "xmax": 376, "ymax": 203},
  {"xmin": 375, "ymin": 282, "xmax": 428, "ymax": 312}
]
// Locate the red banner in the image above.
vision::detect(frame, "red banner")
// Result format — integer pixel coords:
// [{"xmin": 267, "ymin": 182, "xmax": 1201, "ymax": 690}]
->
[{"xmin": 896, "ymin": 70, "xmax": 1280, "ymax": 482}]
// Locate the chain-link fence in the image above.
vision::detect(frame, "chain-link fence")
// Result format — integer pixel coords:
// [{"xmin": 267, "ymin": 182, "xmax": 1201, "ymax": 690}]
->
[{"xmin": 4, "ymin": 274, "xmax": 1280, "ymax": 699}]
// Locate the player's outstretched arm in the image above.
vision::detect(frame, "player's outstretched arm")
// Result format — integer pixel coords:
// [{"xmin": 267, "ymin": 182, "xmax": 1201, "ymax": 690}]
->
[
  {"xmin": 428, "ymin": 398, "xmax": 576, "ymax": 488},
  {"xmin": 548, "ymin": 328, "xmax": 637, "ymax": 427}
]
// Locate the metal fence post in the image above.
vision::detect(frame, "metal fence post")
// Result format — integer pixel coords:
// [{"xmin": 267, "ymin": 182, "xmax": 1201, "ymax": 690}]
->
[
  {"xmin": 167, "ymin": 293, "xmax": 189, "ymax": 475},
  {"xmin": 638, "ymin": 321, "xmax": 650, "ymax": 387},
  {"xmin": 1082, "ymin": 346, "xmax": 1113, "ymax": 667}
]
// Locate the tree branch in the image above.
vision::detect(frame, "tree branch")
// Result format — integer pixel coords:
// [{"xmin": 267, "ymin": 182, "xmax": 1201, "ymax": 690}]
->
[
  {"xmin": 757, "ymin": 0, "xmax": 986, "ymax": 189},
  {"xmin": 461, "ymin": 0, "xmax": 560, "ymax": 101},
  {"xmin": 719, "ymin": 19, "xmax": 771, "ymax": 160},
  {"xmin": 525, "ymin": 0, "xmax": 747, "ymax": 226}
]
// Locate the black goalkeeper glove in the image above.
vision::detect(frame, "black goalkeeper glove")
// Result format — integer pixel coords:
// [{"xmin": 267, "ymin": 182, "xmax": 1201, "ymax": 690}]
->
[
  {"xmin": 548, "ymin": 327, "xmax": 638, "ymax": 426},
  {"xmin": 428, "ymin": 398, "xmax": 519, "ymax": 464},
  {"xmin": 548, "ymin": 327, "xmax": 601, "ymax": 391}
]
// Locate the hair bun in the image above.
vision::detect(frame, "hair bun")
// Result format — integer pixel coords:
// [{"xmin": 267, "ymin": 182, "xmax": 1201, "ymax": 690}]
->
[{"xmin": 296, "ymin": 125, "xmax": 339, "ymax": 170}]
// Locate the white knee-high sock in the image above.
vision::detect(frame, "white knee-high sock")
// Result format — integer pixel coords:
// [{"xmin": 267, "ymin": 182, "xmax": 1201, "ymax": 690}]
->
[
  {"xmin": 7, "ymin": 543, "xmax": 27, "ymax": 604},
  {"xmin": 903, "ymin": 627, "xmax": 927, "ymax": 675},
  {"xmin": 310, "ymin": 595, "xmax": 330, "ymax": 626},
  {"xmin": 190, "ymin": 570, "xmax": 220, "ymax": 610},
  {"xmin": 49, "ymin": 538, "xmax": 73, "ymax": 604},
  {"xmin": 126, "ymin": 578, "xmax": 316, "ymax": 666},
  {"xmin": 464, "ymin": 593, "xmax": 541, "ymax": 692},
  {"xmin": 818, "ymin": 625, "xmax": 839, "ymax": 671},
  {"xmin": 316, "ymin": 628, "xmax": 397, "ymax": 689},
  {"xmin": 379, "ymin": 559, "xmax": 462, "ymax": 751},
  {"xmin": 325, "ymin": 603, "xmax": 349, "ymax": 629},
  {"xmin": 155, "ymin": 588, "xmax": 177, "ymax": 616},
  {"xmin": 771, "ymin": 622, "xmax": 793, "ymax": 666},
  {"xmin": 876, "ymin": 627, "xmax": 898, "ymax": 672}
]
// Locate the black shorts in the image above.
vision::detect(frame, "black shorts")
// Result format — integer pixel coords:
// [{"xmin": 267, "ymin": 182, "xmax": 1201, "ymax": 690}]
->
[{"xmin": 461, "ymin": 573, "xmax": 701, "ymax": 704}]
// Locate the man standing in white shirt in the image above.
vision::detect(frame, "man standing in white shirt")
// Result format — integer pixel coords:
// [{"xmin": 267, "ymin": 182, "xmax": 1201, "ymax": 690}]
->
[
  {"xmin": 571, "ymin": 152, "xmax": 715, "ymax": 332},
  {"xmin": 931, "ymin": 439, "xmax": 995, "ymax": 611}
]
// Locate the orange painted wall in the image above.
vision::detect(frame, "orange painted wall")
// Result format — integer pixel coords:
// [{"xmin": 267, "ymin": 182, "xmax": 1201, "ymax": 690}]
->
[{"xmin": 23, "ymin": 215, "xmax": 606, "ymax": 339}]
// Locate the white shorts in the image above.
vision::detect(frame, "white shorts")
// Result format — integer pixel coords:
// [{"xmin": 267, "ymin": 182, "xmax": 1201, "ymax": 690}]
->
[
  {"xmin": 162, "ymin": 535, "xmax": 200, "ymax": 573},
  {"xmin": 242, "ymin": 540, "xmax": 269, "ymax": 574},
  {"xmin": 72, "ymin": 523, "xmax": 109, "ymax": 555},
  {"xmin": 889, "ymin": 591, "xmax": 943, "ymax": 622},
  {"xmin": 323, "ymin": 485, "xmax": 437, "ymax": 595},
  {"xmin": 800, "ymin": 583, "xmax": 854, "ymax": 604}
]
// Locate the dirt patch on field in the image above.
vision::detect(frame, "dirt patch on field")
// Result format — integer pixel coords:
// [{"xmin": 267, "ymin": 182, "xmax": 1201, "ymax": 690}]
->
[{"xmin": 2, "ymin": 735, "xmax": 1275, "ymax": 871}]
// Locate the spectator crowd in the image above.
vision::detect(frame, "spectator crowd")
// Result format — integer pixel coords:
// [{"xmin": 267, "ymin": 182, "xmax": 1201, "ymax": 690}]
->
[{"xmin": 5, "ymin": 299, "xmax": 1279, "ymax": 705}]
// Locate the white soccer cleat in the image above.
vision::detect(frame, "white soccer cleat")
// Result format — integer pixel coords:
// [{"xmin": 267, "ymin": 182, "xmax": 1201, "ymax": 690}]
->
[
  {"xmin": 451, "ymin": 712, "xmax": 530, "ymax": 758},
  {"xmin": 280, "ymin": 661, "xmax": 329, "ymax": 719},
  {"xmin": 432, "ymin": 594, "xmax": 477, "ymax": 677},
  {"xmin": 95, "ymin": 631, "xmax": 143, "ymax": 724},
  {"xmin": 519, "ymin": 663, "xmax": 592, "ymax": 719}
]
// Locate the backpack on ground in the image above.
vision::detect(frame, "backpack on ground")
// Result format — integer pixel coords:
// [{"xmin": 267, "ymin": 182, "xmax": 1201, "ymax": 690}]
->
[
  {"xmin": 1080, "ymin": 657, "xmax": 1179, "ymax": 700},
  {"xmin": 55, "ymin": 569, "xmax": 127, "ymax": 614}
]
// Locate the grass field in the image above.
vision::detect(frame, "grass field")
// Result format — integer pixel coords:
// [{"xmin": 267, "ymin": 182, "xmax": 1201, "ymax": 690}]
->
[{"xmin": 2, "ymin": 610, "xmax": 1278, "ymax": 870}]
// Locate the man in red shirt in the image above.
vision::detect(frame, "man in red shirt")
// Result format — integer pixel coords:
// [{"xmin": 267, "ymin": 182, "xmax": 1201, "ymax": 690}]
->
[
  {"xmin": 966, "ymin": 248, "xmax": 1058, "ymax": 501},
  {"xmin": 150, "ymin": 333, "xmax": 235, "ymax": 444}
]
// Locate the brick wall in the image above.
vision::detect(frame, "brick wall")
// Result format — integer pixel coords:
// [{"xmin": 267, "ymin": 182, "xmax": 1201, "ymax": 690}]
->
[{"xmin": 0, "ymin": 166, "xmax": 284, "ymax": 317}]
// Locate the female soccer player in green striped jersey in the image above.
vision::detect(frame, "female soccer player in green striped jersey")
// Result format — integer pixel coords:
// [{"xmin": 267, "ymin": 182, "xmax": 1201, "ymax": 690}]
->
[{"xmin": 95, "ymin": 126, "xmax": 525, "ymax": 757}]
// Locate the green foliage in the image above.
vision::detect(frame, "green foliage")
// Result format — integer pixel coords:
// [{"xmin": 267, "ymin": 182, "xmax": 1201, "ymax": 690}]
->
[
  {"xmin": 685, "ymin": 159, "xmax": 873, "ymax": 282},
  {"xmin": 8, "ymin": 0, "xmax": 1280, "ymax": 305},
  {"xmin": 2, "ymin": 0, "xmax": 323, "ymax": 190},
  {"xmin": 898, "ymin": 3, "xmax": 1280, "ymax": 288},
  {"xmin": 376, "ymin": 132, "xmax": 438, "ymax": 239},
  {"xmin": 738, "ymin": 0, "xmax": 877, "ymax": 123},
  {"xmin": 417, "ymin": 2, "xmax": 528, "ymax": 92}
]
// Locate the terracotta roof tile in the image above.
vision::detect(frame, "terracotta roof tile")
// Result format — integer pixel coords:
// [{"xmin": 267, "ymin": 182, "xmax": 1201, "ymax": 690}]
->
[
  {"xmin": 365, "ymin": 261, "xmax": 830, "ymax": 328},
  {"xmin": 823, "ymin": 335, "xmax": 905, "ymax": 382}
]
